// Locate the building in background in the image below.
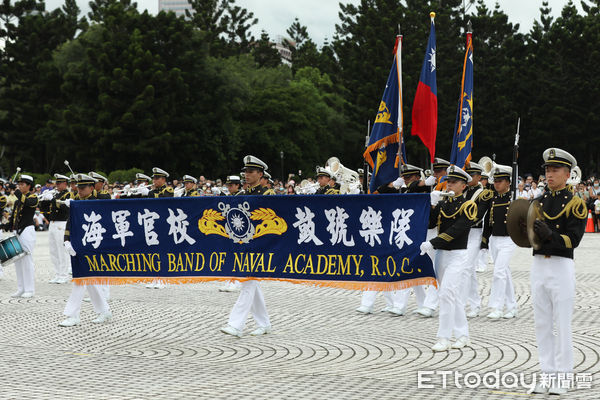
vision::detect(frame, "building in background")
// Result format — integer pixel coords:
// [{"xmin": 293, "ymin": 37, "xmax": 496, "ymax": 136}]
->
[
  {"xmin": 158, "ymin": 0, "xmax": 192, "ymax": 17},
  {"xmin": 273, "ymin": 36, "xmax": 294, "ymax": 66}
]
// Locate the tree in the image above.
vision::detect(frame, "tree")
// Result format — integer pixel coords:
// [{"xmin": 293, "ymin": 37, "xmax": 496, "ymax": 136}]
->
[
  {"xmin": 0, "ymin": 0, "xmax": 83, "ymax": 173},
  {"xmin": 252, "ymin": 31, "xmax": 281, "ymax": 68}
]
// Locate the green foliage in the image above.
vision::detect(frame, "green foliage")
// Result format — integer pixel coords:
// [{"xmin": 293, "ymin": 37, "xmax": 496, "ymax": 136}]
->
[
  {"xmin": 1, "ymin": 0, "xmax": 599, "ymax": 181},
  {"xmin": 108, "ymin": 168, "xmax": 144, "ymax": 184}
]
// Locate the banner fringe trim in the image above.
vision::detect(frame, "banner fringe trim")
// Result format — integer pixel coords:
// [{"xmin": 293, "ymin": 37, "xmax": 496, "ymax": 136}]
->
[{"xmin": 72, "ymin": 276, "xmax": 438, "ymax": 291}]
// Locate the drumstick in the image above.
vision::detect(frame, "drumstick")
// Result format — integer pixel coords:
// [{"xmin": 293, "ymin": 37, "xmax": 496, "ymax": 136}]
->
[
  {"xmin": 11, "ymin": 167, "xmax": 21, "ymax": 182},
  {"xmin": 64, "ymin": 160, "xmax": 75, "ymax": 176}
]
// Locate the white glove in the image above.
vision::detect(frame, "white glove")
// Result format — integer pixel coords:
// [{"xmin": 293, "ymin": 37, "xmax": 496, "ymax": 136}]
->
[
  {"xmin": 430, "ymin": 190, "xmax": 442, "ymax": 206},
  {"xmin": 306, "ymin": 186, "xmax": 317, "ymax": 195},
  {"xmin": 419, "ymin": 241, "xmax": 434, "ymax": 256},
  {"xmin": 425, "ymin": 175, "xmax": 436, "ymax": 186},
  {"xmin": 40, "ymin": 190, "xmax": 54, "ymax": 201},
  {"xmin": 138, "ymin": 186, "xmax": 150, "ymax": 196},
  {"xmin": 392, "ymin": 177, "xmax": 405, "ymax": 189},
  {"xmin": 63, "ymin": 199, "xmax": 72, "ymax": 208},
  {"xmin": 64, "ymin": 241, "xmax": 76, "ymax": 256}
]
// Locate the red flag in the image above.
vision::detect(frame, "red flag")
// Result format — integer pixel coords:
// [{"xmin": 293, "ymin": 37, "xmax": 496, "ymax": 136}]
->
[{"xmin": 411, "ymin": 13, "xmax": 437, "ymax": 162}]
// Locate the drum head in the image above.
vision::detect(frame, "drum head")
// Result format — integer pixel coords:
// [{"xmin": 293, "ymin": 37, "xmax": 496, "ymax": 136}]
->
[{"xmin": 507, "ymin": 199, "xmax": 531, "ymax": 248}]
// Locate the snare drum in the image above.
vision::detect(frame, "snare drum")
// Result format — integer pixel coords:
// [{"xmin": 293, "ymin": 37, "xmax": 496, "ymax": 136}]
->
[{"xmin": 0, "ymin": 235, "xmax": 26, "ymax": 265}]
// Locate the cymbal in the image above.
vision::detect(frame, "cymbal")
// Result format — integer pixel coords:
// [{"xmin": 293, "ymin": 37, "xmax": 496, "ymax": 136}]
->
[
  {"xmin": 527, "ymin": 199, "xmax": 544, "ymax": 251},
  {"xmin": 507, "ymin": 199, "xmax": 531, "ymax": 248}
]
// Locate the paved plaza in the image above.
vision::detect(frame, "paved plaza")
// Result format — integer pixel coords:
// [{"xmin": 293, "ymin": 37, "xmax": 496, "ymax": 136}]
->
[{"xmin": 0, "ymin": 231, "xmax": 598, "ymax": 399}]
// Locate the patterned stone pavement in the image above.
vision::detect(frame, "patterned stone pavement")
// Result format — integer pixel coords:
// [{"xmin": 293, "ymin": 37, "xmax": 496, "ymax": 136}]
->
[{"xmin": 0, "ymin": 231, "xmax": 598, "ymax": 399}]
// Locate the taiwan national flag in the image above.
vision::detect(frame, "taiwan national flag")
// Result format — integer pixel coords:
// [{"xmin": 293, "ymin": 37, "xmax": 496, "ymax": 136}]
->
[
  {"xmin": 411, "ymin": 13, "xmax": 437, "ymax": 163},
  {"xmin": 449, "ymin": 31, "xmax": 474, "ymax": 169},
  {"xmin": 364, "ymin": 35, "xmax": 406, "ymax": 193}
]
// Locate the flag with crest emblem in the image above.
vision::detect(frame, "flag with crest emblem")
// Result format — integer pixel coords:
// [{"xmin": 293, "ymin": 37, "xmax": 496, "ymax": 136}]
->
[
  {"xmin": 364, "ymin": 35, "xmax": 406, "ymax": 193},
  {"xmin": 450, "ymin": 30, "xmax": 474, "ymax": 168}
]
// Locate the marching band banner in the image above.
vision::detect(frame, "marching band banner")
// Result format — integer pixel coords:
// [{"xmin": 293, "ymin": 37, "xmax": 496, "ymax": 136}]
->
[{"xmin": 69, "ymin": 194, "xmax": 436, "ymax": 291}]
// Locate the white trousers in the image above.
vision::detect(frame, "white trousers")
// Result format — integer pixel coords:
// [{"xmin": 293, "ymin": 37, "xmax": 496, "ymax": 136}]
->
[
  {"xmin": 436, "ymin": 249, "xmax": 470, "ymax": 339},
  {"xmin": 227, "ymin": 280, "xmax": 270, "ymax": 331},
  {"xmin": 64, "ymin": 284, "xmax": 110, "ymax": 318},
  {"xmin": 421, "ymin": 228, "xmax": 439, "ymax": 310},
  {"xmin": 531, "ymin": 255, "xmax": 575, "ymax": 374},
  {"xmin": 49, "ymin": 221, "xmax": 70, "ymax": 280},
  {"xmin": 463, "ymin": 228, "xmax": 482, "ymax": 309},
  {"xmin": 360, "ymin": 290, "xmax": 404, "ymax": 309},
  {"xmin": 395, "ymin": 285, "xmax": 427, "ymax": 309},
  {"xmin": 477, "ymin": 248, "xmax": 489, "ymax": 270},
  {"xmin": 488, "ymin": 235, "xmax": 517, "ymax": 311},
  {"xmin": 14, "ymin": 226, "xmax": 36, "ymax": 294}
]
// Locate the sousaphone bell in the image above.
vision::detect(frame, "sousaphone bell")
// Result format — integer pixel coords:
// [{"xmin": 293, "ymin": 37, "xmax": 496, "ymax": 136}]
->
[{"xmin": 507, "ymin": 199, "xmax": 544, "ymax": 250}]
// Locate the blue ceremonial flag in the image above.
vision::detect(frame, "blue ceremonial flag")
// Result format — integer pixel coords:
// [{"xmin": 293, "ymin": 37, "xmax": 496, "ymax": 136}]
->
[
  {"xmin": 364, "ymin": 35, "xmax": 406, "ymax": 193},
  {"xmin": 449, "ymin": 31, "xmax": 473, "ymax": 168},
  {"xmin": 67, "ymin": 194, "xmax": 435, "ymax": 291}
]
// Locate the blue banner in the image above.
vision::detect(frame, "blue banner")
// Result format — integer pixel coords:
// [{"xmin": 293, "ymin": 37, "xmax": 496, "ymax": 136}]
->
[
  {"xmin": 450, "ymin": 32, "xmax": 474, "ymax": 169},
  {"xmin": 69, "ymin": 194, "xmax": 435, "ymax": 291},
  {"xmin": 364, "ymin": 36, "xmax": 405, "ymax": 194}
]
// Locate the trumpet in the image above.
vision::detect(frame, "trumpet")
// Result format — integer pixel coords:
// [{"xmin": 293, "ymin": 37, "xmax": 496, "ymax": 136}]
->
[
  {"xmin": 296, "ymin": 179, "xmax": 319, "ymax": 194},
  {"xmin": 174, "ymin": 186, "xmax": 185, "ymax": 197},
  {"xmin": 440, "ymin": 191, "xmax": 456, "ymax": 197}
]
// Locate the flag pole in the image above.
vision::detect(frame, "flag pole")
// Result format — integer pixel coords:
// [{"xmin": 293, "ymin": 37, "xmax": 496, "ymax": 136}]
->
[
  {"xmin": 429, "ymin": 12, "xmax": 435, "ymax": 175},
  {"xmin": 364, "ymin": 120, "xmax": 371, "ymax": 194},
  {"xmin": 397, "ymin": 23, "xmax": 403, "ymax": 178}
]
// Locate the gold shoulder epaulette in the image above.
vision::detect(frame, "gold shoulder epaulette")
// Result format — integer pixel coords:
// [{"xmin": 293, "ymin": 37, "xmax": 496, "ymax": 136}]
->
[
  {"xmin": 478, "ymin": 189, "xmax": 494, "ymax": 201},
  {"xmin": 460, "ymin": 200, "xmax": 478, "ymax": 221},
  {"xmin": 568, "ymin": 196, "xmax": 588, "ymax": 219},
  {"xmin": 164, "ymin": 186, "xmax": 174, "ymax": 193},
  {"xmin": 325, "ymin": 188, "xmax": 340, "ymax": 195}
]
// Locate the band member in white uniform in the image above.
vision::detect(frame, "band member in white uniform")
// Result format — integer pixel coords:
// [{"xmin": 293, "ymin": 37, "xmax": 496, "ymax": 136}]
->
[
  {"xmin": 221, "ymin": 156, "xmax": 274, "ymax": 337},
  {"xmin": 39, "ymin": 174, "xmax": 72, "ymax": 284},
  {"xmin": 60, "ymin": 174, "xmax": 111, "ymax": 326},
  {"xmin": 419, "ymin": 166, "xmax": 477, "ymax": 351},
  {"xmin": 481, "ymin": 164, "xmax": 518, "ymax": 319},
  {"xmin": 415, "ymin": 157, "xmax": 450, "ymax": 317},
  {"xmin": 530, "ymin": 148, "xmax": 587, "ymax": 396},
  {"xmin": 2, "ymin": 175, "xmax": 38, "ymax": 297},
  {"xmin": 462, "ymin": 162, "xmax": 493, "ymax": 317},
  {"xmin": 219, "ymin": 175, "xmax": 243, "ymax": 293},
  {"xmin": 367, "ymin": 164, "xmax": 436, "ymax": 314}
]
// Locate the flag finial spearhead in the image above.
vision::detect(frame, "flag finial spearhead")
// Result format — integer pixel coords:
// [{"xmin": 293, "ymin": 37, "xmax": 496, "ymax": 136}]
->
[{"xmin": 430, "ymin": 12, "xmax": 435, "ymax": 19}]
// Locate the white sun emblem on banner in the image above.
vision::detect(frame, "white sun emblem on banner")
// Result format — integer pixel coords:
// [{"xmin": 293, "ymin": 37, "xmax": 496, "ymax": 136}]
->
[{"xmin": 428, "ymin": 48, "xmax": 436, "ymax": 72}]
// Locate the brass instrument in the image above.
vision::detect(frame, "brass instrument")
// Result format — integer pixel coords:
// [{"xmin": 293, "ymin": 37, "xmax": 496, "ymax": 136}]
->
[
  {"xmin": 478, "ymin": 156, "xmax": 496, "ymax": 183},
  {"xmin": 325, "ymin": 157, "xmax": 361, "ymax": 194},
  {"xmin": 297, "ymin": 179, "xmax": 319, "ymax": 195},
  {"xmin": 567, "ymin": 166, "xmax": 581, "ymax": 186}
]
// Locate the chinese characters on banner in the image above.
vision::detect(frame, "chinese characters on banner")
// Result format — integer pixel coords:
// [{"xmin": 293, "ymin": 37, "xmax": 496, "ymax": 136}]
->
[{"xmin": 69, "ymin": 194, "xmax": 435, "ymax": 291}]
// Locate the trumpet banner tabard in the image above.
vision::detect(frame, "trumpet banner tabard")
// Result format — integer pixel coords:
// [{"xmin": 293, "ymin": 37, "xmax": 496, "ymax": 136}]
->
[{"xmin": 68, "ymin": 194, "xmax": 435, "ymax": 290}]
